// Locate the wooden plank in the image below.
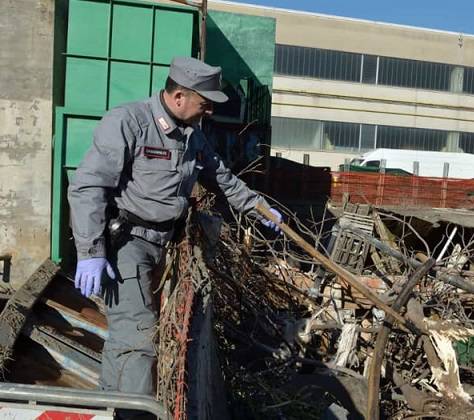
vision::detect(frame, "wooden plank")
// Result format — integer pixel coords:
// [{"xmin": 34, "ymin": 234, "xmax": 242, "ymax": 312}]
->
[{"xmin": 373, "ymin": 210, "xmax": 401, "ymax": 273}]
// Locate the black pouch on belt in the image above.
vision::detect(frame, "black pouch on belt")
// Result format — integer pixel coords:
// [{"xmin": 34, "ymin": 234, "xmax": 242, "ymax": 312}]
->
[{"xmin": 107, "ymin": 211, "xmax": 132, "ymax": 248}]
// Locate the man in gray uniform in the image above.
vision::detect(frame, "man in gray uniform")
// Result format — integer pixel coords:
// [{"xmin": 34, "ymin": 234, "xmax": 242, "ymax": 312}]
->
[{"xmin": 68, "ymin": 57, "xmax": 281, "ymax": 410}]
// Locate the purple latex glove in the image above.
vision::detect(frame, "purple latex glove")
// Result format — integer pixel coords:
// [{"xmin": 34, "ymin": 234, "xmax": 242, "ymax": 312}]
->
[
  {"xmin": 261, "ymin": 208, "xmax": 282, "ymax": 232},
  {"xmin": 74, "ymin": 258, "xmax": 115, "ymax": 298}
]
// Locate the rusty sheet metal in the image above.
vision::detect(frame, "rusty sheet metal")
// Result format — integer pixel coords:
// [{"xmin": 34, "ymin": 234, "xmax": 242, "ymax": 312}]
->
[
  {"xmin": 36, "ymin": 304, "xmax": 105, "ymax": 353},
  {"xmin": 43, "ymin": 277, "xmax": 107, "ymax": 329},
  {"xmin": 3, "ymin": 270, "xmax": 105, "ymax": 388},
  {"xmin": 23, "ymin": 322, "xmax": 100, "ymax": 387},
  {"xmin": 7, "ymin": 336, "xmax": 95, "ymax": 389},
  {"xmin": 27, "ymin": 314, "xmax": 102, "ymax": 362},
  {"xmin": 41, "ymin": 299, "xmax": 108, "ymax": 341}
]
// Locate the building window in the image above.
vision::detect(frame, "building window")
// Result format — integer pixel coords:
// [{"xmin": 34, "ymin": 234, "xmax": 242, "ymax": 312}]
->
[
  {"xmin": 274, "ymin": 44, "xmax": 474, "ymax": 95},
  {"xmin": 323, "ymin": 121, "xmax": 360, "ymax": 152},
  {"xmin": 271, "ymin": 116, "xmax": 323, "ymax": 150},
  {"xmin": 271, "ymin": 117, "xmax": 474, "ymax": 155},
  {"xmin": 378, "ymin": 57, "xmax": 451, "ymax": 91},
  {"xmin": 274, "ymin": 44, "xmax": 361, "ymax": 82},
  {"xmin": 271, "ymin": 117, "xmax": 361, "ymax": 151},
  {"xmin": 361, "ymin": 55, "xmax": 378, "ymax": 84},
  {"xmin": 463, "ymin": 68, "xmax": 474, "ymax": 94},
  {"xmin": 360, "ymin": 124, "xmax": 376, "ymax": 150},
  {"xmin": 377, "ymin": 126, "xmax": 447, "ymax": 151},
  {"xmin": 460, "ymin": 132, "xmax": 474, "ymax": 153}
]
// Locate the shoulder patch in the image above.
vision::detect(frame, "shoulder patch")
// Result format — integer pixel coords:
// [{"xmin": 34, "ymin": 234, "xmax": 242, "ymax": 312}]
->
[{"xmin": 157, "ymin": 117, "xmax": 170, "ymax": 131}]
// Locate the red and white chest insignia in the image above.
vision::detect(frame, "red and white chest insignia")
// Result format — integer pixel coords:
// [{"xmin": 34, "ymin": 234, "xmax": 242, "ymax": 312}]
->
[
  {"xmin": 157, "ymin": 117, "xmax": 170, "ymax": 131},
  {"xmin": 143, "ymin": 146, "xmax": 171, "ymax": 160}
]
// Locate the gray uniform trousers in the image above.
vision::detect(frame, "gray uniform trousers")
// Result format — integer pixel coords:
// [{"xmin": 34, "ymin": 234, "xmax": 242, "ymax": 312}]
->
[{"xmin": 99, "ymin": 234, "xmax": 163, "ymax": 396}]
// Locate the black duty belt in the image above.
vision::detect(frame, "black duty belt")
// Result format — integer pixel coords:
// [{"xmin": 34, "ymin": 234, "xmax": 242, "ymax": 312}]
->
[{"xmin": 120, "ymin": 209, "xmax": 175, "ymax": 232}]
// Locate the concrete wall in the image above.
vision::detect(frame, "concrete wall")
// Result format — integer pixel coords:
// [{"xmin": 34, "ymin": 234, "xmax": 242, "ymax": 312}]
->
[
  {"xmin": 272, "ymin": 76, "xmax": 474, "ymax": 133},
  {"xmin": 0, "ymin": 0, "xmax": 55, "ymax": 287},
  {"xmin": 270, "ymin": 75, "xmax": 474, "ymax": 167}
]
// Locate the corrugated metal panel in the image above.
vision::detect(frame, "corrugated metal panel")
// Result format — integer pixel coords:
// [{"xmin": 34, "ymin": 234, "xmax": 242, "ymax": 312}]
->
[
  {"xmin": 52, "ymin": 0, "xmax": 199, "ymax": 263},
  {"xmin": 65, "ymin": 0, "xmax": 198, "ymax": 111}
]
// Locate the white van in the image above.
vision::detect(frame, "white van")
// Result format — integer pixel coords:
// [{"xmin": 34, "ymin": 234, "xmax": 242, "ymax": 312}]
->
[{"xmin": 351, "ymin": 149, "xmax": 474, "ymax": 179}]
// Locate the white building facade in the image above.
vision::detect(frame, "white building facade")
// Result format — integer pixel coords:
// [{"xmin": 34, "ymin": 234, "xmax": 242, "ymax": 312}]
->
[{"xmin": 209, "ymin": 0, "xmax": 474, "ymax": 170}]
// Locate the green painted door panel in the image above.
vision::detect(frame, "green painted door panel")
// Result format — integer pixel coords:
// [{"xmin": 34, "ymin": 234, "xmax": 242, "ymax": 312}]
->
[
  {"xmin": 152, "ymin": 65, "xmax": 169, "ymax": 93},
  {"xmin": 67, "ymin": 0, "xmax": 109, "ymax": 57},
  {"xmin": 64, "ymin": 118, "xmax": 98, "ymax": 168},
  {"xmin": 206, "ymin": 11, "xmax": 276, "ymax": 89},
  {"xmin": 154, "ymin": 10, "xmax": 194, "ymax": 64},
  {"xmin": 65, "ymin": 58, "xmax": 108, "ymax": 111},
  {"xmin": 111, "ymin": 4, "xmax": 153, "ymax": 62},
  {"xmin": 205, "ymin": 11, "xmax": 275, "ymax": 126},
  {"xmin": 63, "ymin": 1, "xmax": 197, "ymax": 112},
  {"xmin": 52, "ymin": 109, "xmax": 102, "ymax": 263},
  {"xmin": 54, "ymin": 0, "xmax": 198, "ymax": 262},
  {"xmin": 109, "ymin": 62, "xmax": 151, "ymax": 108}
]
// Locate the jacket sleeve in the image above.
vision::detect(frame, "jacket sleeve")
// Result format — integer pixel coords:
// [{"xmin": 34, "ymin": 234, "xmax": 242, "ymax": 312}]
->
[
  {"xmin": 67, "ymin": 107, "xmax": 138, "ymax": 260},
  {"xmin": 199, "ymin": 134, "xmax": 269, "ymax": 214}
]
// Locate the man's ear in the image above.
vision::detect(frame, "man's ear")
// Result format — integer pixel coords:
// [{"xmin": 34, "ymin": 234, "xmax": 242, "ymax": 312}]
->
[{"xmin": 174, "ymin": 89, "xmax": 185, "ymax": 107}]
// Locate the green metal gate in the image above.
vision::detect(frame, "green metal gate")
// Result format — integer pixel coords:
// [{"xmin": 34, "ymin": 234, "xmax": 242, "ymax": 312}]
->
[{"xmin": 52, "ymin": 0, "xmax": 199, "ymax": 263}]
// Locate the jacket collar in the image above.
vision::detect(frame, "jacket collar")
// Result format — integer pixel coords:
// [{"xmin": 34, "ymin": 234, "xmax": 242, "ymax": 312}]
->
[
  {"xmin": 150, "ymin": 91, "xmax": 201, "ymax": 141},
  {"xmin": 150, "ymin": 91, "xmax": 179, "ymax": 135}
]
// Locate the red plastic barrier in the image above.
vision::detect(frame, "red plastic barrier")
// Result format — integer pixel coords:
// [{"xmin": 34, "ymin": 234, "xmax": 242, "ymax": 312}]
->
[{"xmin": 331, "ymin": 172, "xmax": 474, "ymax": 209}]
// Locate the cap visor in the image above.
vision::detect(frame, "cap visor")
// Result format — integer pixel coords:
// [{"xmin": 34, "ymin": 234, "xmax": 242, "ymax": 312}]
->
[{"xmin": 197, "ymin": 90, "xmax": 229, "ymax": 103}]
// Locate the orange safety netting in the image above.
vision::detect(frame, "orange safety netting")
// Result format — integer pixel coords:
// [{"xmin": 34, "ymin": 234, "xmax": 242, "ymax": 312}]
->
[{"xmin": 331, "ymin": 172, "xmax": 474, "ymax": 209}]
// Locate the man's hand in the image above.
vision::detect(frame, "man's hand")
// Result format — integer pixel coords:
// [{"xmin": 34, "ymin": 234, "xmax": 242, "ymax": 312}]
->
[
  {"xmin": 261, "ymin": 208, "xmax": 282, "ymax": 232},
  {"xmin": 75, "ymin": 257, "xmax": 116, "ymax": 297}
]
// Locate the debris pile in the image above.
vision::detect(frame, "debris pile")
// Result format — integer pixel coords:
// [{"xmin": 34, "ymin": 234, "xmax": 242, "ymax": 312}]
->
[
  {"xmin": 1, "ymin": 196, "xmax": 473, "ymax": 419},
  {"xmin": 204, "ymin": 201, "xmax": 474, "ymax": 419}
]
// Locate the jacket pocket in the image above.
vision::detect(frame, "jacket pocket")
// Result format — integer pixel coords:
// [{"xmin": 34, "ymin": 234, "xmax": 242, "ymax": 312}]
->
[
  {"xmin": 115, "ymin": 263, "xmax": 153, "ymax": 307},
  {"xmin": 136, "ymin": 264, "xmax": 154, "ymax": 309}
]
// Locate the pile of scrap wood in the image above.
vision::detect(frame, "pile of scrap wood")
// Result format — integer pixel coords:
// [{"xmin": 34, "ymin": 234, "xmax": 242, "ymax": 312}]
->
[{"xmin": 186, "ymin": 200, "xmax": 474, "ymax": 419}]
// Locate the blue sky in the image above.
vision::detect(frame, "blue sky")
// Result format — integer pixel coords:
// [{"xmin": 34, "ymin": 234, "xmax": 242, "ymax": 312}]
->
[{"xmin": 229, "ymin": 0, "xmax": 474, "ymax": 34}]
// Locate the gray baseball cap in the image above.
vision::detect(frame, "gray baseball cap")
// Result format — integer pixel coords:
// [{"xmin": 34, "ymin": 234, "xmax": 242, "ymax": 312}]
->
[{"xmin": 169, "ymin": 56, "xmax": 229, "ymax": 103}]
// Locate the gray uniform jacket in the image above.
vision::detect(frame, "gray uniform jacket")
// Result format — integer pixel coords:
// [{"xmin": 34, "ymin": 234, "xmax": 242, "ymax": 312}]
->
[{"xmin": 68, "ymin": 92, "xmax": 266, "ymax": 260}]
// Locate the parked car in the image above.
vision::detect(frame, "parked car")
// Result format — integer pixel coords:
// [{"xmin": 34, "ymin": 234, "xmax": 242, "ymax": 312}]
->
[{"xmin": 350, "ymin": 148, "xmax": 474, "ymax": 178}]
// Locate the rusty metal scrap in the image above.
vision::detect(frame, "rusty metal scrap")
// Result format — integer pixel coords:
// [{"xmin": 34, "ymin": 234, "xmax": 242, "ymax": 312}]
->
[
  {"xmin": 4, "ymin": 199, "xmax": 471, "ymax": 419},
  {"xmin": 256, "ymin": 203, "xmax": 412, "ymax": 330},
  {"xmin": 201, "ymin": 198, "xmax": 474, "ymax": 419}
]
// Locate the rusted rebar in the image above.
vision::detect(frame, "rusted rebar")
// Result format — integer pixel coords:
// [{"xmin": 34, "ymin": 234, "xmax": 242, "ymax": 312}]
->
[{"xmin": 366, "ymin": 258, "xmax": 435, "ymax": 420}]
